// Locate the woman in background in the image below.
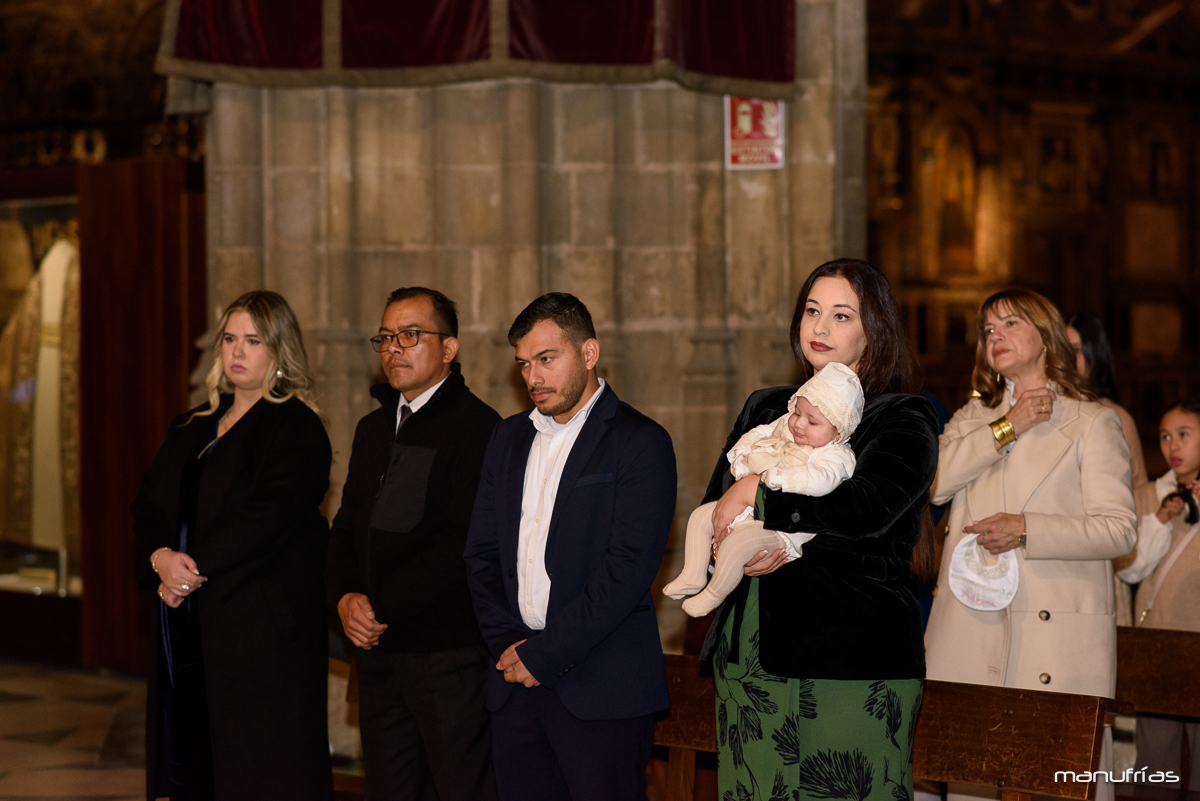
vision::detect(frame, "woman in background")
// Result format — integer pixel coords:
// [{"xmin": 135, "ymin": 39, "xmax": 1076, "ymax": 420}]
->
[
  {"xmin": 132, "ymin": 291, "xmax": 333, "ymax": 801},
  {"xmin": 1066, "ymin": 311, "xmax": 1146, "ymax": 488},
  {"xmin": 1067, "ymin": 311, "xmax": 1147, "ymax": 631}
]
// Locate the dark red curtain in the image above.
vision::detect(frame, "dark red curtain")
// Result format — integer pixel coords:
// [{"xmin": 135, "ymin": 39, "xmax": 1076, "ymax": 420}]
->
[
  {"xmin": 342, "ymin": 0, "xmax": 490, "ymax": 68},
  {"xmin": 165, "ymin": 0, "xmax": 795, "ymax": 90},
  {"xmin": 173, "ymin": 0, "xmax": 323, "ymax": 69},
  {"xmin": 669, "ymin": 0, "xmax": 794, "ymax": 83},
  {"xmin": 509, "ymin": 0, "xmax": 654, "ymax": 65}
]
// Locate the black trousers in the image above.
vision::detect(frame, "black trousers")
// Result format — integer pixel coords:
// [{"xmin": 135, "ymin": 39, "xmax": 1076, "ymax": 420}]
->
[
  {"xmin": 357, "ymin": 644, "xmax": 497, "ymax": 801},
  {"xmin": 490, "ymin": 685, "xmax": 655, "ymax": 801}
]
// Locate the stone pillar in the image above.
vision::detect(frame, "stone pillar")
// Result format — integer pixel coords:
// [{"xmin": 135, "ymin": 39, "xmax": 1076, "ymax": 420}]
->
[{"xmin": 834, "ymin": 0, "xmax": 868, "ymax": 260}]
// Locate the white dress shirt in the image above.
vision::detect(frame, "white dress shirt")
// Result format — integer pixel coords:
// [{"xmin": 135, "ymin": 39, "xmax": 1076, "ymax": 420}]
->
[
  {"xmin": 517, "ymin": 378, "xmax": 607, "ymax": 630},
  {"xmin": 396, "ymin": 373, "xmax": 448, "ymax": 432}
]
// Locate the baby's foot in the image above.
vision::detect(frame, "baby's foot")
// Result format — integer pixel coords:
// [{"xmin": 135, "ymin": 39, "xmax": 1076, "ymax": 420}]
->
[
  {"xmin": 662, "ymin": 575, "xmax": 706, "ymax": 600},
  {"xmin": 681, "ymin": 589, "xmax": 721, "ymax": 617}
]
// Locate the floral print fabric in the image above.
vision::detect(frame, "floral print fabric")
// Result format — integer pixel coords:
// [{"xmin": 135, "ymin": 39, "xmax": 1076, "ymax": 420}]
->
[{"xmin": 715, "ymin": 578, "xmax": 923, "ymax": 801}]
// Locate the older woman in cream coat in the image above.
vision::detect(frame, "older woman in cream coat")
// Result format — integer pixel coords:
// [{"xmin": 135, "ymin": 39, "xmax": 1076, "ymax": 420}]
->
[{"xmin": 925, "ymin": 289, "xmax": 1136, "ymax": 801}]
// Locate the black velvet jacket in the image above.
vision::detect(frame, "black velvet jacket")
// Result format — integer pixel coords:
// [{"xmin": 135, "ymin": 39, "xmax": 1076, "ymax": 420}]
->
[{"xmin": 702, "ymin": 388, "xmax": 938, "ymax": 680}]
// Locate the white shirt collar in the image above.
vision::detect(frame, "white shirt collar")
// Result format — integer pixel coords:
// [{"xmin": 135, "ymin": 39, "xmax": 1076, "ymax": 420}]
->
[
  {"xmin": 397, "ymin": 372, "xmax": 449, "ymax": 428},
  {"xmin": 529, "ymin": 378, "xmax": 607, "ymax": 436}
]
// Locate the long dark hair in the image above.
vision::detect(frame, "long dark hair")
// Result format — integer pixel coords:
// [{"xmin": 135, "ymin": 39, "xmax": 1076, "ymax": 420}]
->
[
  {"xmin": 789, "ymin": 259, "xmax": 933, "ymax": 578},
  {"xmin": 789, "ymin": 259, "xmax": 917, "ymax": 399},
  {"xmin": 1066, "ymin": 311, "xmax": 1118, "ymax": 402}
]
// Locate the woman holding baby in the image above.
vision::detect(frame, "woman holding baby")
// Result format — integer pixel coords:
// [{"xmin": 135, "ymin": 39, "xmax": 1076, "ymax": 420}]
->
[
  {"xmin": 696, "ymin": 259, "xmax": 940, "ymax": 800},
  {"xmin": 924, "ymin": 288, "xmax": 1136, "ymax": 801}
]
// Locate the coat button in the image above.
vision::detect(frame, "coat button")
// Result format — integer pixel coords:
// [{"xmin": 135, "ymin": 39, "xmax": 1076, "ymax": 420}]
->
[
  {"xmin": 791, "ymin": 512, "xmax": 800, "ymax": 523},
  {"xmin": 508, "ymin": 568, "xmax": 515, "ymax": 578},
  {"xmin": 1039, "ymin": 610, "xmax": 1050, "ymax": 621},
  {"xmin": 1039, "ymin": 673, "xmax": 1051, "ymax": 684}
]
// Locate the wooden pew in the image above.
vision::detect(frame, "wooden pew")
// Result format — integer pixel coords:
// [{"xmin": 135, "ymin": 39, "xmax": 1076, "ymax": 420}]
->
[
  {"xmin": 654, "ymin": 654, "xmax": 1132, "ymax": 801},
  {"xmin": 1112, "ymin": 625, "xmax": 1200, "ymax": 797},
  {"xmin": 1115, "ymin": 625, "xmax": 1200, "ymax": 719}
]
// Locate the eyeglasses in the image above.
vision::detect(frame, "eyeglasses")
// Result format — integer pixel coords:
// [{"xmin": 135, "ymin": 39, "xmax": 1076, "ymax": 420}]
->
[{"xmin": 369, "ymin": 329, "xmax": 447, "ymax": 352}]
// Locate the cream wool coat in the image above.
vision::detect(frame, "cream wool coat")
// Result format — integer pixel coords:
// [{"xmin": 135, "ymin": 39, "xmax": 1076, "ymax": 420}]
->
[{"xmin": 925, "ymin": 393, "xmax": 1137, "ymax": 698}]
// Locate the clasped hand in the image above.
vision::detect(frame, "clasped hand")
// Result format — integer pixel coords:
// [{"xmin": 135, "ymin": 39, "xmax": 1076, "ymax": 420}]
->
[
  {"xmin": 155, "ymin": 549, "xmax": 206, "ymax": 608},
  {"xmin": 964, "ymin": 513, "xmax": 1026, "ymax": 555},
  {"xmin": 337, "ymin": 593, "xmax": 388, "ymax": 649},
  {"xmin": 496, "ymin": 639, "xmax": 540, "ymax": 687},
  {"xmin": 1157, "ymin": 479, "xmax": 1200, "ymax": 524}
]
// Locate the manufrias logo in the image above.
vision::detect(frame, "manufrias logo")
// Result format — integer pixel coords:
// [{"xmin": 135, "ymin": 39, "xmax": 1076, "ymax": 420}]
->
[{"xmin": 1055, "ymin": 768, "xmax": 1181, "ymax": 783}]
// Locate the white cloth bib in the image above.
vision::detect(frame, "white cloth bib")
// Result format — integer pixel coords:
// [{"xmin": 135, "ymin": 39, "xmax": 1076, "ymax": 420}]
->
[{"xmin": 948, "ymin": 535, "xmax": 1020, "ymax": 611}]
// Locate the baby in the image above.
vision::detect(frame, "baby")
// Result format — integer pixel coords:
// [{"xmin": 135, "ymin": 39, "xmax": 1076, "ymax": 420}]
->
[{"xmin": 663, "ymin": 362, "xmax": 863, "ymax": 617}]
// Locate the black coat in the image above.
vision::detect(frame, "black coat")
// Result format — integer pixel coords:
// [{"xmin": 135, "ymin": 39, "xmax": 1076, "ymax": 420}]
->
[
  {"xmin": 325, "ymin": 363, "xmax": 501, "ymax": 652},
  {"xmin": 702, "ymin": 389, "xmax": 938, "ymax": 680},
  {"xmin": 132, "ymin": 395, "xmax": 333, "ymax": 801}
]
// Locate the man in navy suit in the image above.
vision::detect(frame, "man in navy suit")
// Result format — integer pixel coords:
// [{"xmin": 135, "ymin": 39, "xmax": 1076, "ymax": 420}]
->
[{"xmin": 464, "ymin": 293, "xmax": 677, "ymax": 800}]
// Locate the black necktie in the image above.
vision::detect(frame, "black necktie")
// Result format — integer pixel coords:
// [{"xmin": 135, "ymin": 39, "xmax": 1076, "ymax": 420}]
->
[{"xmin": 395, "ymin": 404, "xmax": 412, "ymax": 441}]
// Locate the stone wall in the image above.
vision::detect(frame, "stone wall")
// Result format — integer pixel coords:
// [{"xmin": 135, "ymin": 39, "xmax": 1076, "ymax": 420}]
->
[{"xmin": 203, "ymin": 2, "xmax": 861, "ymax": 652}]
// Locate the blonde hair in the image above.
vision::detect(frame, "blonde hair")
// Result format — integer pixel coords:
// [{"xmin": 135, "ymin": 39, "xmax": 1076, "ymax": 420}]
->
[
  {"xmin": 971, "ymin": 288, "xmax": 1096, "ymax": 409},
  {"xmin": 189, "ymin": 291, "xmax": 321, "ymax": 422}
]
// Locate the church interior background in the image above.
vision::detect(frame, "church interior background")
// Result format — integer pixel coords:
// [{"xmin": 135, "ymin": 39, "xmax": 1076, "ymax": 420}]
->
[{"xmin": 0, "ymin": 0, "xmax": 1196, "ymax": 797}]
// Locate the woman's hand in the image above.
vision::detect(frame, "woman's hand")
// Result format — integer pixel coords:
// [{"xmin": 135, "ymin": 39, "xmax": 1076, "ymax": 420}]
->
[
  {"xmin": 153, "ymin": 549, "xmax": 207, "ymax": 598},
  {"xmin": 1006, "ymin": 388, "xmax": 1055, "ymax": 437},
  {"xmin": 742, "ymin": 547, "xmax": 788, "ymax": 577},
  {"xmin": 964, "ymin": 513, "xmax": 1026, "ymax": 555},
  {"xmin": 711, "ymin": 475, "xmax": 761, "ymax": 548},
  {"xmin": 157, "ymin": 582, "xmax": 185, "ymax": 608}
]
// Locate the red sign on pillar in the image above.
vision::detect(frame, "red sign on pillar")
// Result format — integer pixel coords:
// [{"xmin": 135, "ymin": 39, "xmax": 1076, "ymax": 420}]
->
[{"xmin": 725, "ymin": 96, "xmax": 785, "ymax": 170}]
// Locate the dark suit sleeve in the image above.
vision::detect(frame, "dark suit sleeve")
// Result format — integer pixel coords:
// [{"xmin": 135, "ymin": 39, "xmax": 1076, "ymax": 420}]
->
[
  {"xmin": 759, "ymin": 396, "xmax": 937, "ymax": 541},
  {"xmin": 464, "ymin": 425, "xmax": 532, "ymax": 659},
  {"xmin": 517, "ymin": 423, "xmax": 677, "ymax": 688},
  {"xmin": 131, "ymin": 419, "xmax": 185, "ymax": 593},
  {"xmin": 325, "ymin": 417, "xmax": 370, "ymax": 612},
  {"xmin": 372, "ymin": 416, "xmax": 498, "ymax": 622},
  {"xmin": 188, "ymin": 410, "xmax": 332, "ymax": 585}
]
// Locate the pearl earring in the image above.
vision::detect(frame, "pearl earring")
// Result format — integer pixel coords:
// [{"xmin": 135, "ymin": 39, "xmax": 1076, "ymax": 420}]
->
[{"xmin": 276, "ymin": 369, "xmax": 282, "ymax": 377}]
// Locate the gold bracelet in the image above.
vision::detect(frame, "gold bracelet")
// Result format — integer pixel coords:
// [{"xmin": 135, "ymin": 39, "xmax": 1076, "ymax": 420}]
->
[
  {"xmin": 989, "ymin": 417, "xmax": 1016, "ymax": 447},
  {"xmin": 150, "ymin": 547, "xmax": 169, "ymax": 573}
]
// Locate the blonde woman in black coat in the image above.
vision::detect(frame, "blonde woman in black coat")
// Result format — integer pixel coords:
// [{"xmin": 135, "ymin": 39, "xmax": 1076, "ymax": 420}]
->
[{"xmin": 132, "ymin": 291, "xmax": 333, "ymax": 801}]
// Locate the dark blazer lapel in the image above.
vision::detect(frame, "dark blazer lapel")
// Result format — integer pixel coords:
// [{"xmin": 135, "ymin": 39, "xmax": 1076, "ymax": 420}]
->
[
  {"xmin": 195, "ymin": 397, "xmax": 270, "ymax": 539},
  {"xmin": 545, "ymin": 385, "xmax": 617, "ymax": 556}
]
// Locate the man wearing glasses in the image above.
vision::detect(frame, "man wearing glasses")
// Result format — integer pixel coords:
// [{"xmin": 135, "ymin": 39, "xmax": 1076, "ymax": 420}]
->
[{"xmin": 327, "ymin": 287, "xmax": 501, "ymax": 801}]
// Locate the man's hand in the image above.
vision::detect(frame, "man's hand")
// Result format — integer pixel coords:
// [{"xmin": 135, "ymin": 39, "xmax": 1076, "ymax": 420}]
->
[
  {"xmin": 496, "ymin": 639, "xmax": 540, "ymax": 687},
  {"xmin": 337, "ymin": 593, "xmax": 388, "ymax": 649}
]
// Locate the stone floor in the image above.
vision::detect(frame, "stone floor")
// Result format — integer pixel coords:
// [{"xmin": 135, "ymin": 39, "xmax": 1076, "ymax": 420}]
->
[{"xmin": 0, "ymin": 660, "xmax": 145, "ymax": 800}]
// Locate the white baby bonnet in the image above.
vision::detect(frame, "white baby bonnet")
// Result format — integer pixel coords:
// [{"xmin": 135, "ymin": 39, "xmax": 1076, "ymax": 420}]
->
[
  {"xmin": 947, "ymin": 536, "xmax": 1020, "ymax": 611},
  {"xmin": 790, "ymin": 362, "xmax": 864, "ymax": 443}
]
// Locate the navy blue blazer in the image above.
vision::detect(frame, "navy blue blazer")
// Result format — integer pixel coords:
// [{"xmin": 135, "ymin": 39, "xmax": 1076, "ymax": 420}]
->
[{"xmin": 464, "ymin": 384, "xmax": 676, "ymax": 721}]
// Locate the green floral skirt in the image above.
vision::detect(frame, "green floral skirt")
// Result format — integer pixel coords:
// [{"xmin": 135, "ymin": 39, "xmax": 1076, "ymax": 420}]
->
[{"xmin": 714, "ymin": 578, "xmax": 924, "ymax": 801}]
